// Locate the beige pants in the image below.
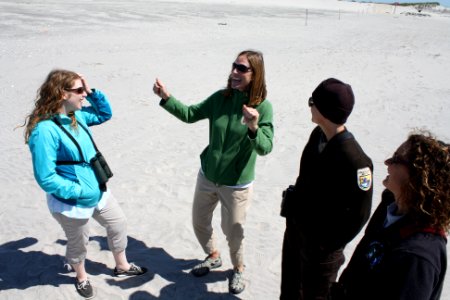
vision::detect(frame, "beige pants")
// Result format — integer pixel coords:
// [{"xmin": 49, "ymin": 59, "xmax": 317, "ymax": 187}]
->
[
  {"xmin": 52, "ymin": 194, "xmax": 128, "ymax": 265},
  {"xmin": 192, "ymin": 171, "xmax": 253, "ymax": 267}
]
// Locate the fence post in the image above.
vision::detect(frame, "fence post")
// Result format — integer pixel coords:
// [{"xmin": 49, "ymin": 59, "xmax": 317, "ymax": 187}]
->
[{"xmin": 305, "ymin": 9, "xmax": 308, "ymax": 26}]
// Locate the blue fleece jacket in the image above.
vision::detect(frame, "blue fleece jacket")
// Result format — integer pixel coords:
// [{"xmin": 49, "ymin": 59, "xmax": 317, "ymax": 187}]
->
[{"xmin": 28, "ymin": 89, "xmax": 112, "ymax": 208}]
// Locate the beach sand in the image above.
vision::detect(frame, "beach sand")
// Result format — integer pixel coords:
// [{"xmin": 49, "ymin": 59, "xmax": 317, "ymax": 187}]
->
[{"xmin": 1, "ymin": 0, "xmax": 449, "ymax": 299}]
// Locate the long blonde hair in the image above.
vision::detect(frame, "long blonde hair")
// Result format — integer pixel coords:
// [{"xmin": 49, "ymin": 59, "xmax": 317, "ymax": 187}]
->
[
  {"xmin": 225, "ymin": 50, "xmax": 267, "ymax": 107},
  {"xmin": 22, "ymin": 69, "xmax": 80, "ymax": 143}
]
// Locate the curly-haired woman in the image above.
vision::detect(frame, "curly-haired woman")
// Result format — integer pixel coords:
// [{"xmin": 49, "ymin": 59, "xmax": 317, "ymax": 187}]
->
[
  {"xmin": 333, "ymin": 132, "xmax": 450, "ymax": 300},
  {"xmin": 23, "ymin": 70, "xmax": 147, "ymax": 299}
]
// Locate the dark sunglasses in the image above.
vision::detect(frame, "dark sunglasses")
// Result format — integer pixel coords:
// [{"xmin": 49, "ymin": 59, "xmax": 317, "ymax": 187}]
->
[
  {"xmin": 232, "ymin": 62, "xmax": 252, "ymax": 73},
  {"xmin": 385, "ymin": 152, "xmax": 409, "ymax": 166},
  {"xmin": 308, "ymin": 97, "xmax": 314, "ymax": 107},
  {"xmin": 65, "ymin": 87, "xmax": 86, "ymax": 94}
]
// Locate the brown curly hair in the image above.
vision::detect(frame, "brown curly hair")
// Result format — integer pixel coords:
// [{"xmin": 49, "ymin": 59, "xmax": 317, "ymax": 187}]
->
[
  {"xmin": 22, "ymin": 69, "xmax": 80, "ymax": 143},
  {"xmin": 224, "ymin": 50, "xmax": 267, "ymax": 107},
  {"xmin": 401, "ymin": 131, "xmax": 450, "ymax": 231}
]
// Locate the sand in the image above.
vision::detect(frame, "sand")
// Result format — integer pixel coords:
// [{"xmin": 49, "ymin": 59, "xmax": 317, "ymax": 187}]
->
[{"xmin": 1, "ymin": 0, "xmax": 449, "ymax": 299}]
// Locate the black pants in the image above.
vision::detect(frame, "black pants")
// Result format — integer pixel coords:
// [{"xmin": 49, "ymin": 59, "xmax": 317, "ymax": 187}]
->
[{"xmin": 280, "ymin": 219, "xmax": 345, "ymax": 300}]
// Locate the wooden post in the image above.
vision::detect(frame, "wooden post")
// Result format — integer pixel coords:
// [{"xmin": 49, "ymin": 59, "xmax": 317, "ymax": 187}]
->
[{"xmin": 305, "ymin": 9, "xmax": 308, "ymax": 26}]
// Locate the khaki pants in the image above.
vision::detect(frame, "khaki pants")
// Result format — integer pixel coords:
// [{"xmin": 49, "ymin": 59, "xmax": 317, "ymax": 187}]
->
[
  {"xmin": 52, "ymin": 194, "xmax": 128, "ymax": 265},
  {"xmin": 192, "ymin": 171, "xmax": 253, "ymax": 267}
]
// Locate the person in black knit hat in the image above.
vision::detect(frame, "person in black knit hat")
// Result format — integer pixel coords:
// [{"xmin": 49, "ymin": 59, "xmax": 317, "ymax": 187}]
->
[
  {"xmin": 311, "ymin": 78, "xmax": 354, "ymax": 125},
  {"xmin": 280, "ymin": 78, "xmax": 373, "ymax": 300}
]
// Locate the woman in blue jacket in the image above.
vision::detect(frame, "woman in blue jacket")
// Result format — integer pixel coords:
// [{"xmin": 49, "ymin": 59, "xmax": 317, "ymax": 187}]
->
[{"xmin": 23, "ymin": 69, "xmax": 147, "ymax": 299}]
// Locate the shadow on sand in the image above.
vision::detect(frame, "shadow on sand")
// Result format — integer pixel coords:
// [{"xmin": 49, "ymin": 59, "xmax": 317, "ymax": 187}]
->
[{"xmin": 0, "ymin": 236, "xmax": 240, "ymax": 299}]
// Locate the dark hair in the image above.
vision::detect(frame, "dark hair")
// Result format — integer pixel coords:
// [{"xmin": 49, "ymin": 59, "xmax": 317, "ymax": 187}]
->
[
  {"xmin": 22, "ymin": 69, "xmax": 80, "ymax": 143},
  {"xmin": 225, "ymin": 50, "xmax": 267, "ymax": 106},
  {"xmin": 401, "ymin": 131, "xmax": 450, "ymax": 231}
]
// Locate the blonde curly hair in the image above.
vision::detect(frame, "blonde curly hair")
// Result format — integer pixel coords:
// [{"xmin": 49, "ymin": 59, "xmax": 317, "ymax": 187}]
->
[{"xmin": 22, "ymin": 69, "xmax": 80, "ymax": 143}]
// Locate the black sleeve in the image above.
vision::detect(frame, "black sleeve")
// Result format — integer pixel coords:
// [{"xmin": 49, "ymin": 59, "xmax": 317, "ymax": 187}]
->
[{"xmin": 320, "ymin": 142, "xmax": 374, "ymax": 251}]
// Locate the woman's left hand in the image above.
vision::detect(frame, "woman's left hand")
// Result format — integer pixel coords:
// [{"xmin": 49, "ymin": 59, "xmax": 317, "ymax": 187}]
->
[
  {"xmin": 242, "ymin": 104, "xmax": 259, "ymax": 132},
  {"xmin": 78, "ymin": 74, "xmax": 92, "ymax": 94}
]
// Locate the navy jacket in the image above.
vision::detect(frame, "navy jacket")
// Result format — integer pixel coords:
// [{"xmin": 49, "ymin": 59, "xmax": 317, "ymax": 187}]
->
[{"xmin": 338, "ymin": 190, "xmax": 447, "ymax": 300}]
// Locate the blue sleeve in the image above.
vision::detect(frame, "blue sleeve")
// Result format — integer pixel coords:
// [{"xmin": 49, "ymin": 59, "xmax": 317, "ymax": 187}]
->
[
  {"xmin": 28, "ymin": 123, "xmax": 83, "ymax": 199},
  {"xmin": 78, "ymin": 89, "xmax": 112, "ymax": 126}
]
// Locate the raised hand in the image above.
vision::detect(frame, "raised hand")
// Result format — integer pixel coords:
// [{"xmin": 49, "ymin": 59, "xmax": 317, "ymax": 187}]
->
[
  {"xmin": 153, "ymin": 78, "xmax": 171, "ymax": 100},
  {"xmin": 242, "ymin": 104, "xmax": 259, "ymax": 132},
  {"xmin": 78, "ymin": 74, "xmax": 92, "ymax": 94}
]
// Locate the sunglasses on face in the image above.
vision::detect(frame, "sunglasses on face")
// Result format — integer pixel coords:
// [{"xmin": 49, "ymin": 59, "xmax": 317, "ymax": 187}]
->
[
  {"xmin": 65, "ymin": 87, "xmax": 86, "ymax": 94},
  {"xmin": 308, "ymin": 97, "xmax": 314, "ymax": 107},
  {"xmin": 386, "ymin": 152, "xmax": 409, "ymax": 166},
  {"xmin": 232, "ymin": 62, "xmax": 252, "ymax": 73}
]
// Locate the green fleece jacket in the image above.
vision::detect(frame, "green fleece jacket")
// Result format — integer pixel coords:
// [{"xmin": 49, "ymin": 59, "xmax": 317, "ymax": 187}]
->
[{"xmin": 161, "ymin": 89, "xmax": 274, "ymax": 185}]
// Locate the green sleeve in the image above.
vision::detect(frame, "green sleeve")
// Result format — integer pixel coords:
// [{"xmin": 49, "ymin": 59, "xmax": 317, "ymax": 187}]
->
[
  {"xmin": 160, "ymin": 95, "xmax": 210, "ymax": 123},
  {"xmin": 249, "ymin": 100, "xmax": 274, "ymax": 156}
]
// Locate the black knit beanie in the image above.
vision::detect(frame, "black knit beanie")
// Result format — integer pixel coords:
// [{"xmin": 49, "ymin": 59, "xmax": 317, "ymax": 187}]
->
[{"xmin": 312, "ymin": 78, "xmax": 355, "ymax": 124}]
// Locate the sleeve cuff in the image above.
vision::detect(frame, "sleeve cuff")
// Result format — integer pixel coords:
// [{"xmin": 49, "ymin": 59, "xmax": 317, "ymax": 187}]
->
[
  {"xmin": 248, "ymin": 128, "xmax": 257, "ymax": 139},
  {"xmin": 159, "ymin": 98, "xmax": 168, "ymax": 106}
]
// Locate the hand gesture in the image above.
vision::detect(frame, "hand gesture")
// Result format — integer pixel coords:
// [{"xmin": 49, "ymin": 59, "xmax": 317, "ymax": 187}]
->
[
  {"xmin": 78, "ymin": 74, "xmax": 92, "ymax": 94},
  {"xmin": 153, "ymin": 78, "xmax": 170, "ymax": 100},
  {"xmin": 242, "ymin": 104, "xmax": 259, "ymax": 132}
]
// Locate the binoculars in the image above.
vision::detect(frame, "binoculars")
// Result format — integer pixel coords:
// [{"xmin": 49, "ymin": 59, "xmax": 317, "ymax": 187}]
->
[{"xmin": 90, "ymin": 152, "xmax": 113, "ymax": 190}]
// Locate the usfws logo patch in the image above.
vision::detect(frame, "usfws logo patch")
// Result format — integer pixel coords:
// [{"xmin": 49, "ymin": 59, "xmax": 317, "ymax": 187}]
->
[{"xmin": 357, "ymin": 167, "xmax": 372, "ymax": 191}]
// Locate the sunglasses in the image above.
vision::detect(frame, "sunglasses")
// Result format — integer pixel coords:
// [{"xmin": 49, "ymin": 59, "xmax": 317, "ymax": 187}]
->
[
  {"xmin": 308, "ymin": 97, "xmax": 314, "ymax": 107},
  {"xmin": 386, "ymin": 152, "xmax": 409, "ymax": 166},
  {"xmin": 232, "ymin": 62, "xmax": 252, "ymax": 73},
  {"xmin": 65, "ymin": 87, "xmax": 86, "ymax": 94}
]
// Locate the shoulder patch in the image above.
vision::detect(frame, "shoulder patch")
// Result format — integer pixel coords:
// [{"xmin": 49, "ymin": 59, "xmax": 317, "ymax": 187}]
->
[{"xmin": 357, "ymin": 167, "xmax": 372, "ymax": 191}]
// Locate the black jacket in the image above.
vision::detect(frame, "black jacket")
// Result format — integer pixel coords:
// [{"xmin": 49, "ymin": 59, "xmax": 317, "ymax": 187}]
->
[
  {"xmin": 338, "ymin": 190, "xmax": 447, "ymax": 300},
  {"xmin": 288, "ymin": 126, "xmax": 373, "ymax": 252}
]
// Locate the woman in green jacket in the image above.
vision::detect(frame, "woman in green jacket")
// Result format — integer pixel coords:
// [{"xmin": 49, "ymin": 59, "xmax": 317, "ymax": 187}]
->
[{"xmin": 153, "ymin": 50, "xmax": 274, "ymax": 294}]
